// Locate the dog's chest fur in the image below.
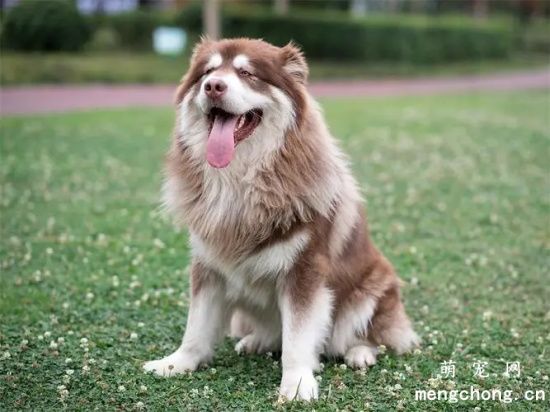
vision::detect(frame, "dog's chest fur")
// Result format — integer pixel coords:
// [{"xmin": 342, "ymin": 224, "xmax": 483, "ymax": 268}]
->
[{"xmin": 190, "ymin": 228, "xmax": 310, "ymax": 308}]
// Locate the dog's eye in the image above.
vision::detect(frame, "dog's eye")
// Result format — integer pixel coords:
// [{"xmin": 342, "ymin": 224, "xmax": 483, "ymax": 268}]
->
[
  {"xmin": 239, "ymin": 70, "xmax": 252, "ymax": 77},
  {"xmin": 204, "ymin": 68, "xmax": 214, "ymax": 76}
]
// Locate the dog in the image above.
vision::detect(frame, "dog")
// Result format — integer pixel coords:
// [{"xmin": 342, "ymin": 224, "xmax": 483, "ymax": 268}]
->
[{"xmin": 144, "ymin": 38, "xmax": 419, "ymax": 401}]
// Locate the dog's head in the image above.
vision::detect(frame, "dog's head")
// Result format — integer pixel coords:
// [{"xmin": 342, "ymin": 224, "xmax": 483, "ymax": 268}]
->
[{"xmin": 175, "ymin": 38, "xmax": 308, "ymax": 169}]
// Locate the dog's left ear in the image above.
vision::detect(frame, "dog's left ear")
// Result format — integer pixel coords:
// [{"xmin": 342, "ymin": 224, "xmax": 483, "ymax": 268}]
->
[{"xmin": 281, "ymin": 42, "xmax": 308, "ymax": 85}]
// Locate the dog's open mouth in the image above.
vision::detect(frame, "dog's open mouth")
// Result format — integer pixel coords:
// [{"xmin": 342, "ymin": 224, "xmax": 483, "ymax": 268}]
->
[{"xmin": 206, "ymin": 108, "xmax": 263, "ymax": 168}]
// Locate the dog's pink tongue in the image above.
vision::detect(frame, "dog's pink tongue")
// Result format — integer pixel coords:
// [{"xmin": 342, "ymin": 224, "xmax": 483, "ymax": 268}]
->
[{"xmin": 206, "ymin": 114, "xmax": 239, "ymax": 168}]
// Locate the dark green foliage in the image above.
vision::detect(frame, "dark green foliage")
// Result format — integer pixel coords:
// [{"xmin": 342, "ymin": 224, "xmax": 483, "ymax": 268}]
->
[
  {"xmin": 220, "ymin": 10, "xmax": 514, "ymax": 63},
  {"xmin": 174, "ymin": 5, "xmax": 515, "ymax": 63},
  {"xmin": 2, "ymin": 0, "xmax": 91, "ymax": 52},
  {"xmin": 89, "ymin": 11, "xmax": 173, "ymax": 50}
]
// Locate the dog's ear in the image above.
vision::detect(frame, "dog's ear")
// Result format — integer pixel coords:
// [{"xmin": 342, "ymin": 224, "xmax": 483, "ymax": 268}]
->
[
  {"xmin": 281, "ymin": 42, "xmax": 308, "ymax": 85},
  {"xmin": 191, "ymin": 35, "xmax": 213, "ymax": 62},
  {"xmin": 175, "ymin": 37, "xmax": 214, "ymax": 105}
]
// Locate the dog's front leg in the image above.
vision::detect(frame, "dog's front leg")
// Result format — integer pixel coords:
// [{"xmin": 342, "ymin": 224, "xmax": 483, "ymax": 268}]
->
[
  {"xmin": 144, "ymin": 262, "xmax": 227, "ymax": 376},
  {"xmin": 278, "ymin": 278, "xmax": 332, "ymax": 401}
]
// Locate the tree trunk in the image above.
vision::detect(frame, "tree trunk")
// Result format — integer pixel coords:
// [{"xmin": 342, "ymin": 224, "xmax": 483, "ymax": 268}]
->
[
  {"xmin": 274, "ymin": 0, "xmax": 289, "ymax": 15},
  {"xmin": 203, "ymin": 0, "xmax": 221, "ymax": 40},
  {"xmin": 472, "ymin": 0, "xmax": 488, "ymax": 19}
]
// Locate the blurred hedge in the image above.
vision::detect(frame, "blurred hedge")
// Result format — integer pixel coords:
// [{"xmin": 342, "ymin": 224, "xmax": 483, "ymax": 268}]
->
[
  {"xmin": 87, "ymin": 11, "xmax": 174, "ymax": 50},
  {"xmin": 177, "ymin": 6, "xmax": 514, "ymax": 63},
  {"xmin": 2, "ymin": 0, "xmax": 91, "ymax": 52},
  {"xmin": 1, "ymin": 1, "xmax": 517, "ymax": 63}
]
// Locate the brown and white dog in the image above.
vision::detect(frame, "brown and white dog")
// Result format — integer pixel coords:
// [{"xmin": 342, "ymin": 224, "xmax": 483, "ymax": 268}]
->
[{"xmin": 144, "ymin": 38, "xmax": 419, "ymax": 401}]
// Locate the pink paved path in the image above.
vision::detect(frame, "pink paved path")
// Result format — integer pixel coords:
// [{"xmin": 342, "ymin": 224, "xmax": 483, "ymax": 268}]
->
[{"xmin": 1, "ymin": 69, "xmax": 548, "ymax": 116}]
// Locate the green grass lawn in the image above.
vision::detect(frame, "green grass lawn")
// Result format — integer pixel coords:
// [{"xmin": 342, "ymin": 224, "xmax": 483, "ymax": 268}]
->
[
  {"xmin": 1, "ymin": 90, "xmax": 549, "ymax": 411},
  {"xmin": 1, "ymin": 51, "xmax": 549, "ymax": 85}
]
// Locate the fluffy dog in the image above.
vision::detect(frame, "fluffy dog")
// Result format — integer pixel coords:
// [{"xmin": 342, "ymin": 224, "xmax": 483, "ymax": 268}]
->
[{"xmin": 144, "ymin": 38, "xmax": 419, "ymax": 401}]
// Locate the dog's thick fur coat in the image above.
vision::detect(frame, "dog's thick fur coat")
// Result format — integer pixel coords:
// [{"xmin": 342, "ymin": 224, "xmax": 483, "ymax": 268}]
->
[{"xmin": 144, "ymin": 38, "xmax": 419, "ymax": 401}]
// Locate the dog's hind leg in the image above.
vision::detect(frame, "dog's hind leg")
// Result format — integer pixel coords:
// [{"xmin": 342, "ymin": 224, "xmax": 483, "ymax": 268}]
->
[{"xmin": 369, "ymin": 286, "xmax": 420, "ymax": 354}]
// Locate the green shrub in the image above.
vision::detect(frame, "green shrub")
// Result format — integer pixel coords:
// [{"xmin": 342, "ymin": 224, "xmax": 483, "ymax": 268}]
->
[
  {"xmin": 86, "ymin": 27, "xmax": 121, "ymax": 52},
  {"xmin": 174, "ymin": 2, "xmax": 203, "ymax": 33},
  {"xmin": 2, "ymin": 0, "xmax": 91, "ymax": 52},
  {"xmin": 519, "ymin": 20, "xmax": 550, "ymax": 53},
  {"xmin": 175, "ymin": 5, "xmax": 514, "ymax": 63},
  {"xmin": 89, "ymin": 11, "xmax": 174, "ymax": 50}
]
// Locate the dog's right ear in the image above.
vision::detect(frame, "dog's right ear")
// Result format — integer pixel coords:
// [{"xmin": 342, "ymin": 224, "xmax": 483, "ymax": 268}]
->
[
  {"xmin": 175, "ymin": 37, "xmax": 214, "ymax": 105},
  {"xmin": 190, "ymin": 36, "xmax": 213, "ymax": 62},
  {"xmin": 281, "ymin": 42, "xmax": 308, "ymax": 85}
]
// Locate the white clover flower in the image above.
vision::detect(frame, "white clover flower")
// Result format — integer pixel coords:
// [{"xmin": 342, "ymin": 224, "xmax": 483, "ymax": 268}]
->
[
  {"xmin": 139, "ymin": 385, "xmax": 148, "ymax": 393},
  {"xmin": 137, "ymin": 322, "xmax": 145, "ymax": 328},
  {"xmin": 65, "ymin": 358, "xmax": 73, "ymax": 364},
  {"xmin": 49, "ymin": 341, "xmax": 58, "ymax": 349},
  {"xmin": 378, "ymin": 344, "xmax": 387, "ymax": 354},
  {"xmin": 65, "ymin": 369, "xmax": 74, "ymax": 376},
  {"xmin": 1, "ymin": 351, "xmax": 11, "ymax": 360},
  {"xmin": 118, "ymin": 385, "xmax": 126, "ymax": 392},
  {"xmin": 85, "ymin": 292, "xmax": 94, "ymax": 300},
  {"xmin": 135, "ymin": 401, "xmax": 145, "ymax": 410},
  {"xmin": 57, "ymin": 385, "xmax": 66, "ymax": 391},
  {"xmin": 57, "ymin": 337, "xmax": 64, "ymax": 344},
  {"xmin": 21, "ymin": 339, "xmax": 29, "ymax": 346},
  {"xmin": 482, "ymin": 310, "xmax": 493, "ymax": 321},
  {"xmin": 80, "ymin": 338, "xmax": 88, "ymax": 345},
  {"xmin": 44, "ymin": 331, "xmax": 52, "ymax": 338},
  {"xmin": 63, "ymin": 375, "xmax": 71, "ymax": 384},
  {"xmin": 82, "ymin": 365, "xmax": 90, "ymax": 373},
  {"xmin": 62, "ymin": 302, "xmax": 70, "ymax": 310},
  {"xmin": 59, "ymin": 389, "xmax": 69, "ymax": 400},
  {"xmin": 428, "ymin": 377, "xmax": 440, "ymax": 388},
  {"xmin": 130, "ymin": 332, "xmax": 138, "ymax": 340}
]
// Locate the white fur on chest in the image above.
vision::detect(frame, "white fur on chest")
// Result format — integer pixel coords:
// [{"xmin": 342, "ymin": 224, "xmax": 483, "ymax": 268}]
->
[{"xmin": 190, "ymin": 230, "xmax": 310, "ymax": 308}]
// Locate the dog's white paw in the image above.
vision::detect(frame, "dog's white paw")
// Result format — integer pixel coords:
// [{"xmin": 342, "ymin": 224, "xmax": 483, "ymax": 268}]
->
[
  {"xmin": 344, "ymin": 345, "xmax": 377, "ymax": 369},
  {"xmin": 143, "ymin": 351, "xmax": 199, "ymax": 377},
  {"xmin": 235, "ymin": 333, "xmax": 279, "ymax": 355},
  {"xmin": 278, "ymin": 369, "xmax": 318, "ymax": 402},
  {"xmin": 235, "ymin": 334, "xmax": 258, "ymax": 354}
]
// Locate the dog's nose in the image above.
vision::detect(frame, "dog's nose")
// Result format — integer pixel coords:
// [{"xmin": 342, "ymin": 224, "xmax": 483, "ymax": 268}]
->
[{"xmin": 204, "ymin": 79, "xmax": 227, "ymax": 100}]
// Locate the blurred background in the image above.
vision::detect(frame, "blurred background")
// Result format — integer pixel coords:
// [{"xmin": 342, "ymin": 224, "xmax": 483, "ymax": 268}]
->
[{"xmin": 0, "ymin": 0, "xmax": 549, "ymax": 85}]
